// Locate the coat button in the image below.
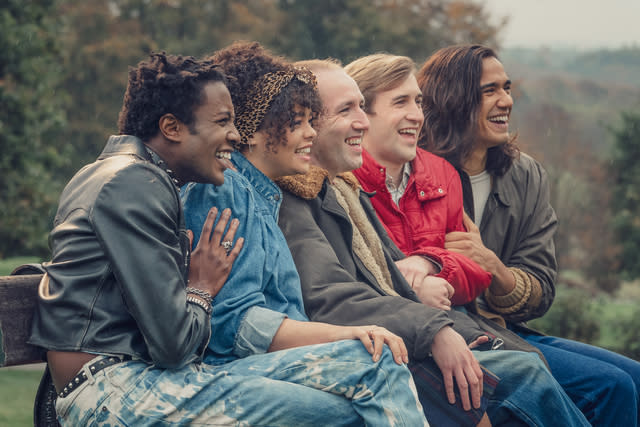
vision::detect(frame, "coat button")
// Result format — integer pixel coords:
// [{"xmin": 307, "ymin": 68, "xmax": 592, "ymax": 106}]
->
[
  {"xmin": 437, "ymin": 188, "xmax": 443, "ymax": 193},
  {"xmin": 419, "ymin": 191, "xmax": 425, "ymax": 197},
  {"xmin": 273, "ymin": 194, "xmax": 280, "ymax": 201}
]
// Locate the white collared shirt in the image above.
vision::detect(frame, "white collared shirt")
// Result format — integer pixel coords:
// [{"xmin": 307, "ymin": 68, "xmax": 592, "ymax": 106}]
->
[{"xmin": 386, "ymin": 162, "xmax": 412, "ymax": 206}]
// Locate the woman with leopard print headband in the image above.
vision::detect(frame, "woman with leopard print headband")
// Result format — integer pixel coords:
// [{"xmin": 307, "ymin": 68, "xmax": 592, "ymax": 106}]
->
[{"xmin": 181, "ymin": 41, "xmax": 428, "ymax": 427}]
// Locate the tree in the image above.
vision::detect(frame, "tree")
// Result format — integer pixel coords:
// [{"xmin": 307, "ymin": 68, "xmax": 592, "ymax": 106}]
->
[
  {"xmin": 53, "ymin": 0, "xmax": 283, "ymax": 172},
  {"xmin": 2, "ymin": 0, "xmax": 508, "ymax": 256},
  {"xmin": 271, "ymin": 0, "xmax": 505, "ymax": 62},
  {"xmin": 52, "ymin": 0, "xmax": 157, "ymax": 173},
  {"xmin": 611, "ymin": 111, "xmax": 640, "ymax": 279},
  {"xmin": 0, "ymin": 0, "xmax": 67, "ymax": 257}
]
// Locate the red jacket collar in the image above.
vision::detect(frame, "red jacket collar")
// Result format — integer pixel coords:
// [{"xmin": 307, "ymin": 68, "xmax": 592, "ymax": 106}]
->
[{"xmin": 356, "ymin": 148, "xmax": 447, "ymax": 200}]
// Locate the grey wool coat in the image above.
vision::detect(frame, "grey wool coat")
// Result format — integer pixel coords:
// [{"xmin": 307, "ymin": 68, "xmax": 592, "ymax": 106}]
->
[{"xmin": 277, "ymin": 167, "xmax": 545, "ymax": 363}]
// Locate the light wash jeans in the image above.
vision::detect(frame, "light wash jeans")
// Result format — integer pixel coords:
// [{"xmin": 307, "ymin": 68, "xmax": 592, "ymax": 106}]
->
[
  {"xmin": 55, "ymin": 340, "xmax": 427, "ymax": 426},
  {"xmin": 473, "ymin": 350, "xmax": 590, "ymax": 426}
]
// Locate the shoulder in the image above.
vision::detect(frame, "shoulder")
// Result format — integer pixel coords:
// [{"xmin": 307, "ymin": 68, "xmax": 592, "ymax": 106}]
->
[
  {"xmin": 95, "ymin": 156, "xmax": 178, "ymax": 206},
  {"xmin": 494, "ymin": 152, "xmax": 552, "ymax": 210},
  {"xmin": 504, "ymin": 152, "xmax": 549, "ymax": 186},
  {"xmin": 415, "ymin": 148, "xmax": 458, "ymax": 178},
  {"xmin": 277, "ymin": 166, "xmax": 329, "ymax": 200},
  {"xmin": 182, "ymin": 169, "xmax": 253, "ymax": 213},
  {"xmin": 86, "ymin": 159, "xmax": 181, "ymax": 234}
]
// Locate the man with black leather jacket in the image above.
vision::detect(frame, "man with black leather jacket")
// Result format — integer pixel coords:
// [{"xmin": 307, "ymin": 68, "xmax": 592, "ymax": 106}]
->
[{"xmin": 27, "ymin": 53, "xmax": 369, "ymax": 426}]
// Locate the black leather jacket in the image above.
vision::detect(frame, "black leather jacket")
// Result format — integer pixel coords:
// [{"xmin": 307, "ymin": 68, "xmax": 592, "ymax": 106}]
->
[{"xmin": 28, "ymin": 135, "xmax": 210, "ymax": 368}]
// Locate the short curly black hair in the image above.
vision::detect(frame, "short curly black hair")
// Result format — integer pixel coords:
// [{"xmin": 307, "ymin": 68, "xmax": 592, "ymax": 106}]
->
[
  {"xmin": 208, "ymin": 41, "xmax": 322, "ymax": 152},
  {"xmin": 117, "ymin": 52, "xmax": 228, "ymax": 141}
]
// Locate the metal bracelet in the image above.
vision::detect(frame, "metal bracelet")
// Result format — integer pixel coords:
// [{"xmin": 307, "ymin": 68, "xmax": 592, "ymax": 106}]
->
[
  {"xmin": 186, "ymin": 287, "xmax": 213, "ymax": 305},
  {"xmin": 186, "ymin": 294, "xmax": 212, "ymax": 315}
]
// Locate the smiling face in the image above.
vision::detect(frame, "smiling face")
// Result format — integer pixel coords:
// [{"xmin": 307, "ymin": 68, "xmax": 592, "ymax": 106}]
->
[
  {"xmin": 177, "ymin": 81, "xmax": 239, "ymax": 186},
  {"xmin": 312, "ymin": 69, "xmax": 369, "ymax": 178},
  {"xmin": 475, "ymin": 57, "xmax": 513, "ymax": 150},
  {"xmin": 363, "ymin": 74, "xmax": 423, "ymax": 172},
  {"xmin": 248, "ymin": 105, "xmax": 316, "ymax": 180}
]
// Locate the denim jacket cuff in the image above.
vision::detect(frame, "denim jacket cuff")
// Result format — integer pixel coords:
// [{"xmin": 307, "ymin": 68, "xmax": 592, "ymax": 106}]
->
[{"xmin": 234, "ymin": 306, "xmax": 286, "ymax": 358}]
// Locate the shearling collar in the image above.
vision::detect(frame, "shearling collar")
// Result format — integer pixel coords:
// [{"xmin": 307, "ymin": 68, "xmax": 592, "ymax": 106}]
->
[{"xmin": 276, "ymin": 166, "xmax": 361, "ymax": 200}]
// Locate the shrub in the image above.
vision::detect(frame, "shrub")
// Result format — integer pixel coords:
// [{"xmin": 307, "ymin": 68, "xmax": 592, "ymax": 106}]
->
[
  {"xmin": 528, "ymin": 287, "xmax": 600, "ymax": 343},
  {"xmin": 606, "ymin": 308, "xmax": 640, "ymax": 361}
]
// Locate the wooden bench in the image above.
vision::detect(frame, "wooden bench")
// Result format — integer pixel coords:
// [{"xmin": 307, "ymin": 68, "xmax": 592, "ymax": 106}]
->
[{"xmin": 0, "ymin": 269, "xmax": 59, "ymax": 427}]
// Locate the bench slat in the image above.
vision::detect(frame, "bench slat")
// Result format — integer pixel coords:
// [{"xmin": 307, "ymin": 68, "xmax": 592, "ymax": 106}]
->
[{"xmin": 0, "ymin": 274, "xmax": 45, "ymax": 366}]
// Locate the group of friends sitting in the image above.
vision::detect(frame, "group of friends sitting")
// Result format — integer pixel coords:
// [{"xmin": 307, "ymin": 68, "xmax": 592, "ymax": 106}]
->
[{"xmin": 28, "ymin": 40, "xmax": 640, "ymax": 426}]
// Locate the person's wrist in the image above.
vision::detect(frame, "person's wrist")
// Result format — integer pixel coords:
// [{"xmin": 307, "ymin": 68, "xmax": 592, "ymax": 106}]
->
[
  {"xmin": 186, "ymin": 294, "xmax": 212, "ymax": 314},
  {"xmin": 422, "ymin": 256, "xmax": 441, "ymax": 275},
  {"xmin": 489, "ymin": 264, "xmax": 516, "ymax": 296},
  {"xmin": 186, "ymin": 286, "xmax": 213, "ymax": 304}
]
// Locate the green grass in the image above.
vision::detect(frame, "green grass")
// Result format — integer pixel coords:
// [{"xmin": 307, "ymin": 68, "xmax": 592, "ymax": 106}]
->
[
  {"xmin": 0, "ymin": 367, "xmax": 44, "ymax": 426},
  {"xmin": 598, "ymin": 301, "xmax": 637, "ymax": 349},
  {"xmin": 0, "ymin": 257, "xmax": 42, "ymax": 276}
]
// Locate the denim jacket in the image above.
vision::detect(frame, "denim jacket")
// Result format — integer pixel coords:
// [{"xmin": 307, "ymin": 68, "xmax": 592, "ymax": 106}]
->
[{"xmin": 181, "ymin": 152, "xmax": 308, "ymax": 365}]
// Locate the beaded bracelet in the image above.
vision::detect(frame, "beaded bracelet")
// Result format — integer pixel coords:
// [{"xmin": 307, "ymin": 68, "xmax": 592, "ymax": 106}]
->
[
  {"xmin": 186, "ymin": 287, "xmax": 213, "ymax": 305},
  {"xmin": 186, "ymin": 294, "xmax": 212, "ymax": 315}
]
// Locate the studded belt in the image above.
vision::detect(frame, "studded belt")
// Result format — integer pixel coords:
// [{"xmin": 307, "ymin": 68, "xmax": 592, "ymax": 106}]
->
[{"xmin": 58, "ymin": 355, "xmax": 132, "ymax": 398}]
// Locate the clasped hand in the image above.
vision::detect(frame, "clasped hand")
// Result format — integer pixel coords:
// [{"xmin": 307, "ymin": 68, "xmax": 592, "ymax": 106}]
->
[{"xmin": 396, "ymin": 255, "xmax": 454, "ymax": 310}]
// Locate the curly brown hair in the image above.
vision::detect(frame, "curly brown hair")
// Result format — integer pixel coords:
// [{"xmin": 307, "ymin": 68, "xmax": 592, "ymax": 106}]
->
[
  {"xmin": 117, "ymin": 52, "xmax": 227, "ymax": 141},
  {"xmin": 208, "ymin": 41, "xmax": 322, "ymax": 152}
]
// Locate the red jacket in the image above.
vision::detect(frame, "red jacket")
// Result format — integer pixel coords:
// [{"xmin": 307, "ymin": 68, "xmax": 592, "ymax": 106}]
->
[{"xmin": 353, "ymin": 148, "xmax": 491, "ymax": 305}]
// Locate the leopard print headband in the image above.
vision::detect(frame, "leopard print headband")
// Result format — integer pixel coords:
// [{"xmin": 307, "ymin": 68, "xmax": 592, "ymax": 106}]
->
[{"xmin": 234, "ymin": 67, "xmax": 317, "ymax": 146}]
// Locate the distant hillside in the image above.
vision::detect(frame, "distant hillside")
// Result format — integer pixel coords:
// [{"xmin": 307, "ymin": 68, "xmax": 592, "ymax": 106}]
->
[
  {"xmin": 497, "ymin": 47, "xmax": 640, "ymax": 157},
  {"xmin": 495, "ymin": 47, "xmax": 640, "ymax": 281},
  {"xmin": 501, "ymin": 46, "xmax": 640, "ymax": 88}
]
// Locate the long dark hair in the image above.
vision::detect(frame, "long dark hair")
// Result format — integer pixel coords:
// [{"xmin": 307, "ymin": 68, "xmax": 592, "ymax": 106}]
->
[{"xmin": 417, "ymin": 44, "xmax": 518, "ymax": 176}]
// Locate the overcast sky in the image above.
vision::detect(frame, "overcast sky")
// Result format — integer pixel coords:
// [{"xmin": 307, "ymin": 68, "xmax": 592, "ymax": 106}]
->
[{"xmin": 483, "ymin": 0, "xmax": 640, "ymax": 49}]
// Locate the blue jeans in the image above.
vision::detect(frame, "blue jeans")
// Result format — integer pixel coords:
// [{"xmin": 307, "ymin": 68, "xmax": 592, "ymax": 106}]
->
[
  {"xmin": 409, "ymin": 358, "xmax": 498, "ymax": 426},
  {"xmin": 55, "ymin": 341, "xmax": 427, "ymax": 426},
  {"xmin": 473, "ymin": 350, "xmax": 590, "ymax": 426},
  {"xmin": 519, "ymin": 332, "xmax": 640, "ymax": 427}
]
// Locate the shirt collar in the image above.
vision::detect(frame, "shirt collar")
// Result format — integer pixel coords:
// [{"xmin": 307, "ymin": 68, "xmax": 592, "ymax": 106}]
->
[
  {"xmin": 386, "ymin": 162, "xmax": 411, "ymax": 205},
  {"xmin": 145, "ymin": 146, "xmax": 182, "ymax": 188},
  {"xmin": 231, "ymin": 151, "xmax": 283, "ymax": 206}
]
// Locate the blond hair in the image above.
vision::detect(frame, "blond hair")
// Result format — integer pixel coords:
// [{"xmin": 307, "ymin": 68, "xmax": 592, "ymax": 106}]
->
[{"xmin": 344, "ymin": 54, "xmax": 415, "ymax": 113}]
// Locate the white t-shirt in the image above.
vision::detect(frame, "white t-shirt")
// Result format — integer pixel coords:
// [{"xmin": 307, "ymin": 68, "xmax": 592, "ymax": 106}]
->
[{"xmin": 469, "ymin": 170, "xmax": 491, "ymax": 226}]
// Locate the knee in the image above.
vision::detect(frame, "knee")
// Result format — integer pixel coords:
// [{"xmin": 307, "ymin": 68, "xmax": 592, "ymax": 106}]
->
[
  {"xmin": 605, "ymin": 369, "xmax": 637, "ymax": 400},
  {"xmin": 506, "ymin": 351, "xmax": 549, "ymax": 375},
  {"xmin": 495, "ymin": 351, "xmax": 561, "ymax": 390},
  {"xmin": 374, "ymin": 345, "xmax": 397, "ymax": 367}
]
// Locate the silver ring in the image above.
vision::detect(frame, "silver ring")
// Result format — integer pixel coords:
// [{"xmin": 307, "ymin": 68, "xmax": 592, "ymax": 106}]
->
[{"xmin": 221, "ymin": 240, "xmax": 233, "ymax": 253}]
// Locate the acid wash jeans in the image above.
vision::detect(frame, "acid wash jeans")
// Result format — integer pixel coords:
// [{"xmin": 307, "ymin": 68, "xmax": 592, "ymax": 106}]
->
[{"xmin": 55, "ymin": 340, "xmax": 428, "ymax": 426}]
